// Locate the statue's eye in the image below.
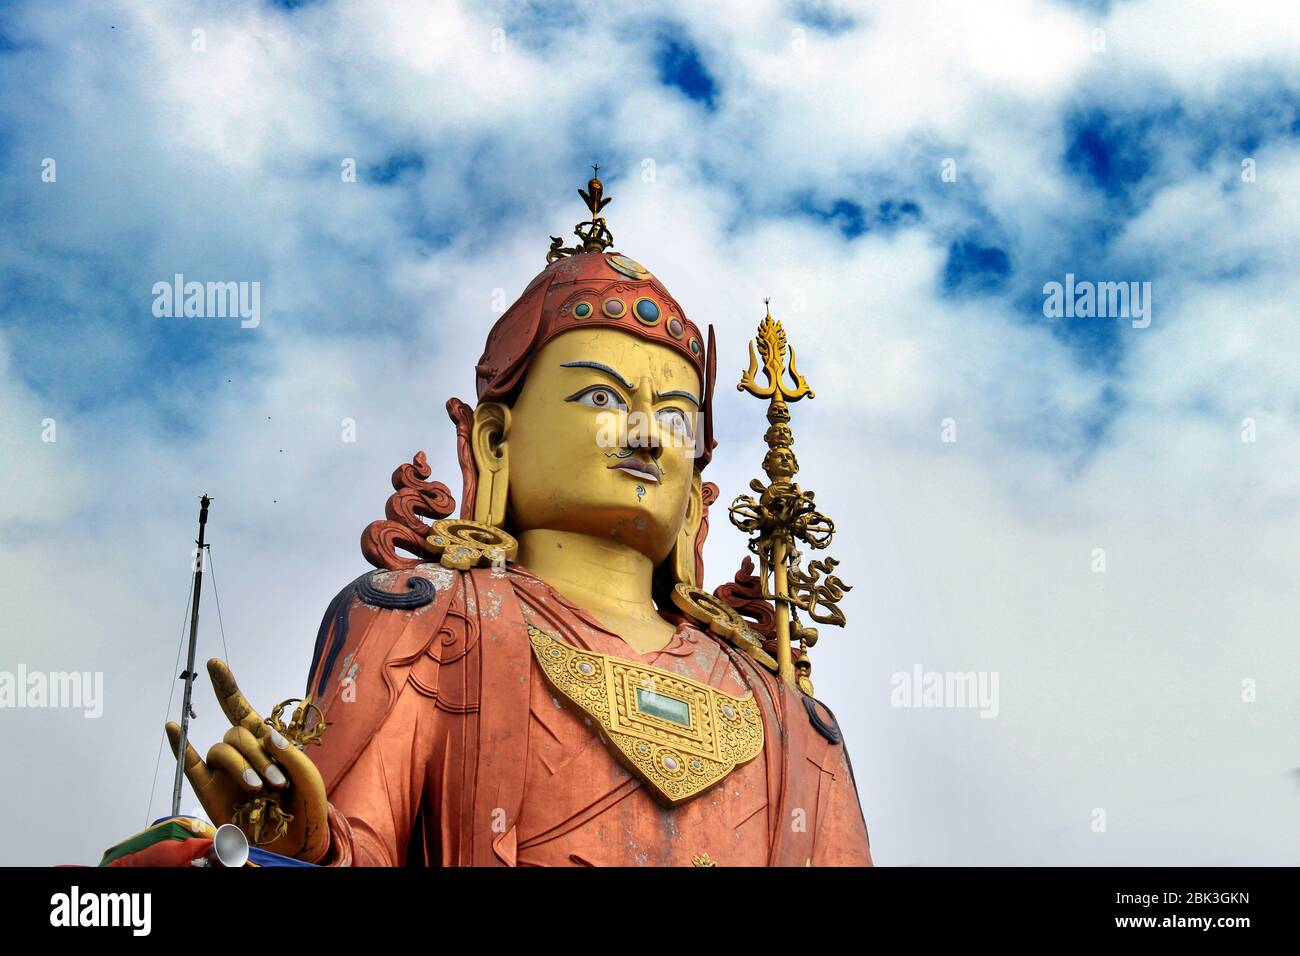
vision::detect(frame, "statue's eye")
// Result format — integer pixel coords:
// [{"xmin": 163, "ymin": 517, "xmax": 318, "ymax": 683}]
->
[
  {"xmin": 566, "ymin": 385, "xmax": 627, "ymax": 411},
  {"xmin": 656, "ymin": 407, "xmax": 695, "ymax": 440}
]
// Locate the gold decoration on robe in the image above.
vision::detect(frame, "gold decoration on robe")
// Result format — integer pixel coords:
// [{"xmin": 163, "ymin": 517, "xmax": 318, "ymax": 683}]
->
[
  {"xmin": 670, "ymin": 583, "xmax": 779, "ymax": 672},
  {"xmin": 527, "ymin": 625, "xmax": 764, "ymax": 807},
  {"xmin": 425, "ymin": 518, "xmax": 518, "ymax": 570}
]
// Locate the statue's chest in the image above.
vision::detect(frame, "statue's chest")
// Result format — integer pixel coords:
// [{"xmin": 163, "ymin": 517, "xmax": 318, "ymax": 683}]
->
[{"xmin": 512, "ymin": 625, "xmax": 772, "ymax": 867}]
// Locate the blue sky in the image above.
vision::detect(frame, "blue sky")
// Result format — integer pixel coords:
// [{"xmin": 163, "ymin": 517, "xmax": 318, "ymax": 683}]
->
[{"xmin": 0, "ymin": 0, "xmax": 1296, "ymax": 866}]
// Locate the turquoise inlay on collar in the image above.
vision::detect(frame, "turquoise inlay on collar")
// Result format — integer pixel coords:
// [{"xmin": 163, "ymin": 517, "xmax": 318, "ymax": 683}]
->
[{"xmin": 636, "ymin": 687, "xmax": 691, "ymax": 727}]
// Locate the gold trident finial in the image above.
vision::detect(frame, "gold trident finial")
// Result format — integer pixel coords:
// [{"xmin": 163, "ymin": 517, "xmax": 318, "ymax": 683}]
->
[
  {"xmin": 738, "ymin": 299, "xmax": 815, "ymax": 404},
  {"xmin": 729, "ymin": 302, "xmax": 849, "ymax": 693}
]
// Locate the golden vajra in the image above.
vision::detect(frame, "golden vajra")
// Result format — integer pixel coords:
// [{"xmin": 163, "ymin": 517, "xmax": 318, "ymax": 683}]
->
[
  {"xmin": 231, "ymin": 696, "xmax": 327, "ymax": 846},
  {"xmin": 730, "ymin": 301, "xmax": 852, "ymax": 694}
]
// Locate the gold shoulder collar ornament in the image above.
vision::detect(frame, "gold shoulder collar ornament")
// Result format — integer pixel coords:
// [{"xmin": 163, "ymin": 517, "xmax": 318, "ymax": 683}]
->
[
  {"xmin": 671, "ymin": 582, "xmax": 779, "ymax": 672},
  {"xmin": 425, "ymin": 518, "xmax": 517, "ymax": 570},
  {"xmin": 359, "ymin": 451, "xmax": 518, "ymax": 572},
  {"xmin": 527, "ymin": 625, "xmax": 764, "ymax": 807}
]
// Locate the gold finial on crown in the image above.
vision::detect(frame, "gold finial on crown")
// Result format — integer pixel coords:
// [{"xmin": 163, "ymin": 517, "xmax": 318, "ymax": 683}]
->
[{"xmin": 547, "ymin": 165, "xmax": 616, "ymax": 262}]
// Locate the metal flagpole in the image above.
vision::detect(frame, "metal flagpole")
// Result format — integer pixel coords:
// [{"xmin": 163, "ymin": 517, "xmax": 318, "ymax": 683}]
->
[{"xmin": 170, "ymin": 494, "xmax": 210, "ymax": 817}]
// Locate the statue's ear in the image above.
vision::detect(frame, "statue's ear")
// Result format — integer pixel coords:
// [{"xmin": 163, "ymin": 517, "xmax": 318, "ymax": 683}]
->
[
  {"xmin": 471, "ymin": 402, "xmax": 511, "ymax": 528},
  {"xmin": 669, "ymin": 471, "xmax": 705, "ymax": 588}
]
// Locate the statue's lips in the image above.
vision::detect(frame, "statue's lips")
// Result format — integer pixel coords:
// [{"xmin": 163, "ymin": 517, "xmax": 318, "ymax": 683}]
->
[{"xmin": 607, "ymin": 459, "xmax": 661, "ymax": 483}]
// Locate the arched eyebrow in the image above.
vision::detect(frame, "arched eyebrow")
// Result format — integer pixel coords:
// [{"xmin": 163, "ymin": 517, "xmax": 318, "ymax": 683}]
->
[
  {"xmin": 655, "ymin": 389, "xmax": 700, "ymax": 407},
  {"xmin": 560, "ymin": 361, "xmax": 636, "ymax": 391}
]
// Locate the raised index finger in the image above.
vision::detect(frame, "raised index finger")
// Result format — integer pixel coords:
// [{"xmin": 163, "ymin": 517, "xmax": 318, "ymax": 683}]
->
[{"xmin": 207, "ymin": 658, "xmax": 265, "ymax": 734}]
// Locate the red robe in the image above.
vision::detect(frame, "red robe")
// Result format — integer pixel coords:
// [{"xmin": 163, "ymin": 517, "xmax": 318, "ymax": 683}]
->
[{"xmin": 304, "ymin": 563, "xmax": 873, "ymax": 867}]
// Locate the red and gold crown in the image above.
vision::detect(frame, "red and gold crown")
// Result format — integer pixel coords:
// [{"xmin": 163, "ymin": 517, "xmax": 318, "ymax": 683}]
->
[{"xmin": 475, "ymin": 173, "xmax": 718, "ymax": 467}]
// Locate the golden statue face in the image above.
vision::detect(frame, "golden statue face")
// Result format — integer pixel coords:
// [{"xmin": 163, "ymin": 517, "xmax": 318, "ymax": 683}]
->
[{"xmin": 478, "ymin": 327, "xmax": 703, "ymax": 563}]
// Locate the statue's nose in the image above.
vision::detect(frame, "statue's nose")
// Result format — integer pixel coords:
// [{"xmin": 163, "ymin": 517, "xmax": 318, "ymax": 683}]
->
[
  {"xmin": 626, "ymin": 419, "xmax": 666, "ymax": 458},
  {"xmin": 626, "ymin": 378, "xmax": 667, "ymax": 459}
]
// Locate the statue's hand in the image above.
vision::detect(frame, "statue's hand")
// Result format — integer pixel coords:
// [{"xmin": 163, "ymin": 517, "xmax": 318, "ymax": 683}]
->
[{"xmin": 165, "ymin": 659, "xmax": 331, "ymax": 863}]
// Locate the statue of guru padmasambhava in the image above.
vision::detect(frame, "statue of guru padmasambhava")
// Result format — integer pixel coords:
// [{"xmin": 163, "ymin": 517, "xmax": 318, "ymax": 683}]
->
[{"xmin": 165, "ymin": 175, "xmax": 874, "ymax": 867}]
